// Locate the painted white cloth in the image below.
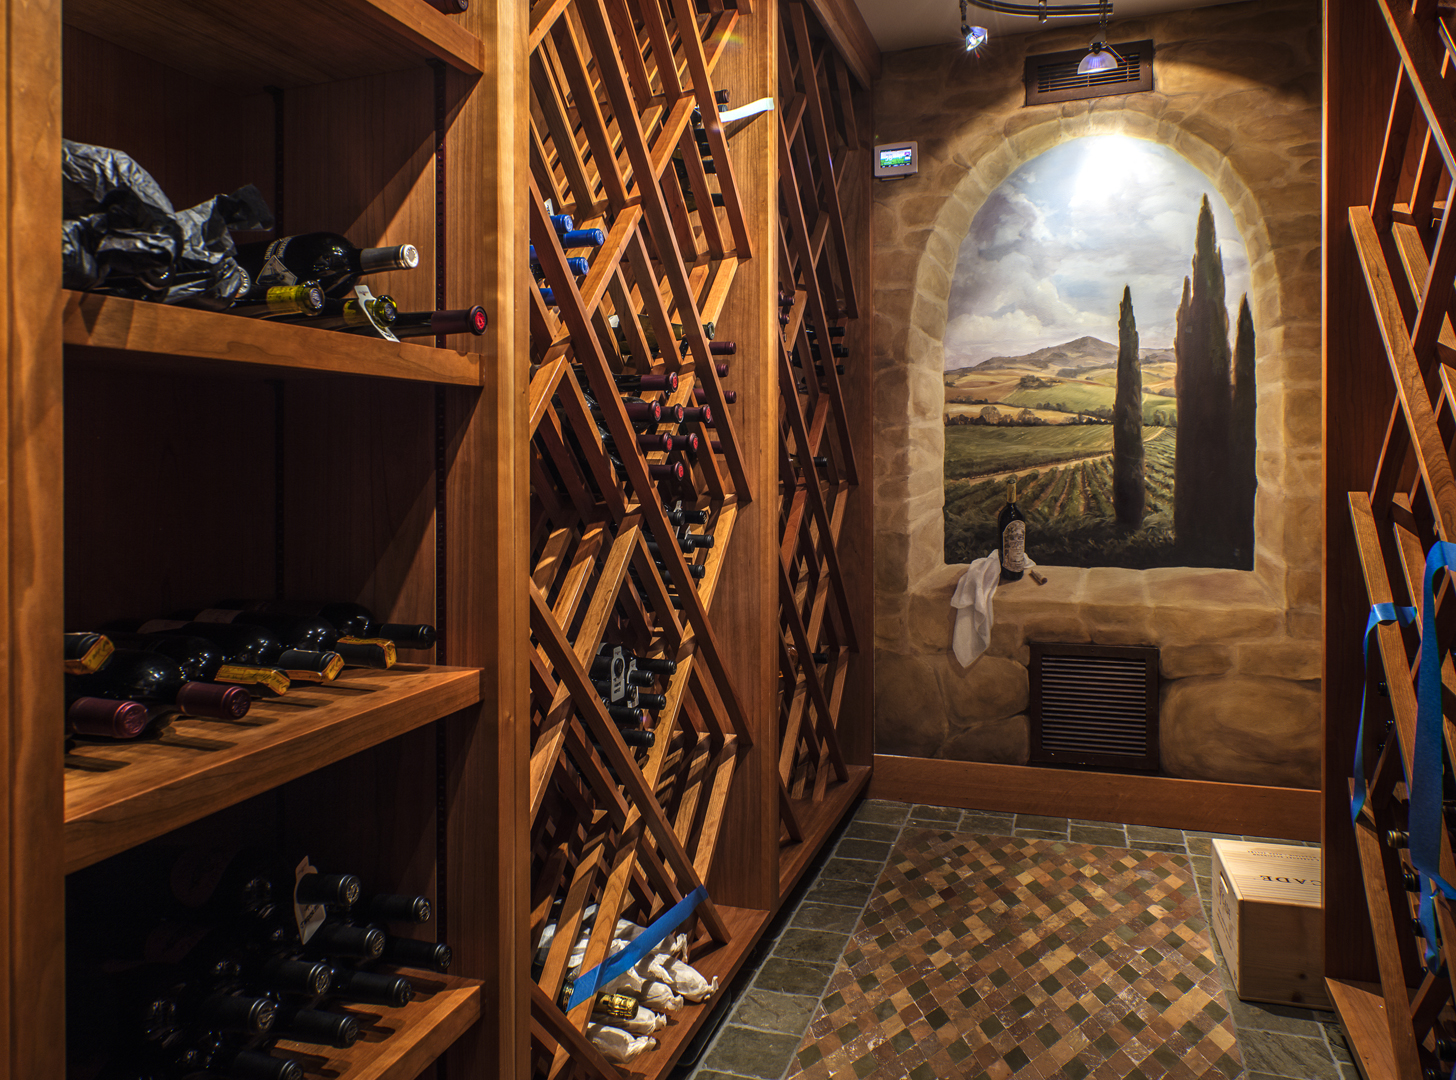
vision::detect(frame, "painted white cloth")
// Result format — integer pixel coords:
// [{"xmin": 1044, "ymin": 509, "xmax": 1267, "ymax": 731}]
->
[{"xmin": 950, "ymin": 550, "xmax": 1034, "ymax": 667}]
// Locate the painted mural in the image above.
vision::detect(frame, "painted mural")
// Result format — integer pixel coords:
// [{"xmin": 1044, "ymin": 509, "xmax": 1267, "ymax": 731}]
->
[{"xmin": 942, "ymin": 136, "xmax": 1256, "ymax": 570}]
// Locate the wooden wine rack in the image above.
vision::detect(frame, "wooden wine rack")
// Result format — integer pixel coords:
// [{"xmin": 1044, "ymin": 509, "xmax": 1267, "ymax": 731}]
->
[
  {"xmin": 1329, "ymin": 1, "xmax": 1456, "ymax": 1076},
  {"xmin": 773, "ymin": 0, "xmax": 873, "ymax": 890},
  {"xmin": 2, "ymin": 0, "xmax": 873, "ymax": 1075}
]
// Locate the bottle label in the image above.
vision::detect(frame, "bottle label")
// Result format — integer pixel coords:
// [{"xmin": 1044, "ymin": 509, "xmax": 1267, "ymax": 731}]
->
[
  {"xmin": 138, "ymin": 619, "xmax": 188, "ymax": 633},
  {"xmin": 193, "ymin": 608, "xmax": 243, "ymax": 624},
  {"xmin": 216, "ymin": 664, "xmax": 290, "ymax": 696},
  {"xmin": 258, "ymin": 238, "xmax": 298, "ymax": 287},
  {"xmin": 1002, "ymin": 521, "xmax": 1026, "ymax": 572},
  {"xmin": 294, "ymin": 858, "xmax": 326, "ymax": 944}
]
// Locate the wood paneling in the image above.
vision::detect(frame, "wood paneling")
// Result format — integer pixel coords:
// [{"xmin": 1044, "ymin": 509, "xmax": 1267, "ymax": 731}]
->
[{"xmin": 869, "ymin": 756, "xmax": 1322, "ymax": 840}]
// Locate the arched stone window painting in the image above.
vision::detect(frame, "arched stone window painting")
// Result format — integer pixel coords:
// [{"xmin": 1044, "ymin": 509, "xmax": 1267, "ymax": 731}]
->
[{"xmin": 942, "ymin": 135, "xmax": 1255, "ymax": 570}]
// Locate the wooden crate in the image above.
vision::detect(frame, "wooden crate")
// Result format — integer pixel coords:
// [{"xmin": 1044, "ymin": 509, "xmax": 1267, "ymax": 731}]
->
[{"xmin": 1211, "ymin": 840, "xmax": 1327, "ymax": 1009}]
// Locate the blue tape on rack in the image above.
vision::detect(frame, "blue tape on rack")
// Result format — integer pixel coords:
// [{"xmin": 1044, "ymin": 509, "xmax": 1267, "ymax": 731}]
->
[
  {"xmin": 1413, "ymin": 542, "xmax": 1456, "ymax": 910},
  {"xmin": 565, "ymin": 885, "xmax": 709, "ymax": 1011},
  {"xmin": 1352, "ymin": 603, "xmax": 1415, "ymax": 823}
]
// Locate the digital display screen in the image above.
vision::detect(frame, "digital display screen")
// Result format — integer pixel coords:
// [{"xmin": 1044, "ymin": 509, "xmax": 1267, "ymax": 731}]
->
[{"xmin": 878, "ymin": 147, "xmax": 914, "ymax": 169}]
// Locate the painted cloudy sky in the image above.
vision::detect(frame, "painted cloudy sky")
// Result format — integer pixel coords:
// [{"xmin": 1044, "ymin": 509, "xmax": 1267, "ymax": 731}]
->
[{"xmin": 945, "ymin": 135, "xmax": 1252, "ymax": 368}]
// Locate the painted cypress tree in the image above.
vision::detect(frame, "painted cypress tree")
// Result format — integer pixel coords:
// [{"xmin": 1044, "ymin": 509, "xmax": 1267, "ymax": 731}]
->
[
  {"xmin": 1113, "ymin": 285, "xmax": 1145, "ymax": 527},
  {"xmin": 1173, "ymin": 195, "xmax": 1233, "ymax": 565},
  {"xmin": 1229, "ymin": 294, "xmax": 1257, "ymax": 569}
]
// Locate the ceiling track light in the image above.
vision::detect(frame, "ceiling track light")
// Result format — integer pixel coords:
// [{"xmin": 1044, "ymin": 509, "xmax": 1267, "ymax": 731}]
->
[
  {"xmin": 958, "ymin": 0, "xmax": 989, "ymax": 51},
  {"xmin": 1077, "ymin": 0, "xmax": 1122, "ymax": 73},
  {"xmin": 962, "ymin": 0, "xmax": 1112, "ymax": 17}
]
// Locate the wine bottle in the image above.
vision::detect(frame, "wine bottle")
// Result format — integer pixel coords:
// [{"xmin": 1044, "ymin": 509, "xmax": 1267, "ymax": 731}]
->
[
  {"xmin": 178, "ymin": 606, "xmax": 393, "ymax": 670},
  {"xmin": 66, "ymin": 651, "xmax": 251, "ymax": 721},
  {"xmin": 675, "ymin": 431, "xmax": 701, "ymax": 456},
  {"xmin": 358, "ymin": 893, "xmax": 432, "ymax": 924},
  {"xmin": 67, "ymin": 695, "xmax": 151, "ymax": 739},
  {"xmin": 65, "ymin": 631, "xmax": 114, "ymax": 674},
  {"xmin": 805, "ymin": 325, "xmax": 846, "ymax": 338},
  {"xmin": 376, "ymin": 305, "xmax": 489, "ymax": 339},
  {"xmin": 693, "ymin": 387, "xmax": 735, "ymax": 404},
  {"xmin": 227, "ymin": 284, "xmax": 327, "ymax": 320},
  {"xmin": 102, "ymin": 618, "xmax": 344, "ymax": 683},
  {"xmin": 558, "ymin": 228, "xmax": 605, "ymax": 248},
  {"xmin": 235, "ymin": 233, "xmax": 420, "ymax": 299},
  {"xmin": 267, "ymin": 1004, "xmax": 358, "ymax": 1049},
  {"xmin": 426, "ymin": 0, "xmax": 468, "ymax": 10},
  {"xmin": 659, "ymin": 402, "xmax": 686, "ymax": 425},
  {"xmin": 529, "ymin": 247, "xmax": 590, "ymax": 276},
  {"xmin": 270, "ymin": 294, "xmax": 396, "ymax": 331},
  {"xmin": 325, "ymin": 966, "xmax": 414, "ymax": 1008},
  {"xmin": 548, "ymin": 212, "xmax": 575, "ymax": 233},
  {"xmin": 378, "ymin": 935, "xmax": 451, "ymax": 973},
  {"xmin": 603, "ymin": 431, "xmax": 675, "ymax": 454},
  {"xmin": 216, "ymin": 600, "xmax": 436, "ymax": 651},
  {"xmin": 104, "ymin": 632, "xmax": 291, "ymax": 696},
  {"xmin": 591, "ymin": 396, "xmax": 661, "ymax": 424},
  {"xmin": 602, "ymin": 371, "xmax": 677, "ymax": 393},
  {"xmin": 998, "ymin": 479, "xmax": 1026, "ymax": 582},
  {"xmin": 664, "ymin": 503, "xmax": 707, "ymax": 528},
  {"xmin": 680, "ymin": 405, "xmax": 711, "ymax": 424}
]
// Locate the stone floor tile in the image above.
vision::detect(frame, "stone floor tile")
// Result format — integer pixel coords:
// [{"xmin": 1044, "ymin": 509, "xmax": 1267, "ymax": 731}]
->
[
  {"xmin": 1227, "ymin": 996, "xmax": 1326, "ymax": 1037},
  {"xmin": 1126, "ymin": 824, "xmax": 1186, "ymax": 846},
  {"xmin": 791, "ymin": 902, "xmax": 865, "ymax": 934},
  {"xmin": 753, "ymin": 958, "xmax": 837, "ymax": 996},
  {"xmin": 1014, "ymin": 828, "xmax": 1068, "ymax": 841},
  {"xmin": 1237, "ymin": 1030, "xmax": 1340, "ymax": 1079},
  {"xmin": 803, "ymin": 877, "xmax": 876, "ymax": 908},
  {"xmin": 834, "ymin": 838, "xmax": 893, "ymax": 863},
  {"xmin": 960, "ymin": 811, "xmax": 1016, "ymax": 836},
  {"xmin": 701, "ymin": 1027, "xmax": 804, "ymax": 1079},
  {"xmin": 773, "ymin": 928, "xmax": 852, "ymax": 966},
  {"xmin": 1069, "ymin": 825, "xmax": 1127, "ymax": 845},
  {"xmin": 908, "ymin": 804, "xmax": 962, "ymax": 824},
  {"xmin": 731, "ymin": 990, "xmax": 822, "ymax": 1034},
  {"xmin": 1014, "ymin": 813, "xmax": 1069, "ymax": 832},
  {"xmin": 852, "ymin": 799, "xmax": 911, "ymax": 824},
  {"xmin": 815, "ymin": 858, "xmax": 884, "ymax": 885},
  {"xmin": 842, "ymin": 819, "xmax": 901, "ymax": 843},
  {"xmin": 1185, "ymin": 835, "xmax": 1213, "ymax": 855}
]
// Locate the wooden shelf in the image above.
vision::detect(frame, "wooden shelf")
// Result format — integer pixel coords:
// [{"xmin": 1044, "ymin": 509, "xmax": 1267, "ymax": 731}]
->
[
  {"xmin": 63, "ymin": 292, "xmax": 483, "ymax": 386},
  {"xmin": 277, "ymin": 973, "xmax": 483, "ymax": 1080},
  {"xmin": 621, "ymin": 905, "xmax": 772, "ymax": 1080},
  {"xmin": 1326, "ymin": 978, "xmax": 1397, "ymax": 1080},
  {"xmin": 63, "ymin": 0, "xmax": 485, "ymax": 90},
  {"xmin": 63, "ymin": 664, "xmax": 482, "ymax": 873}
]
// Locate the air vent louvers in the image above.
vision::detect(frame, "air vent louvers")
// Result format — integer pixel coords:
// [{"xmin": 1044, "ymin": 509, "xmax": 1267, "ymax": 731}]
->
[
  {"xmin": 1024, "ymin": 40, "xmax": 1154, "ymax": 106},
  {"xmin": 1029, "ymin": 643, "xmax": 1159, "ymax": 771}
]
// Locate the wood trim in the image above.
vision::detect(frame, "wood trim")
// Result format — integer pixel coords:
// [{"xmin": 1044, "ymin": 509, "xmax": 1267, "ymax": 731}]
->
[
  {"xmin": 6, "ymin": 0, "xmax": 66, "ymax": 1077},
  {"xmin": 797, "ymin": 0, "xmax": 879, "ymax": 86},
  {"xmin": 869, "ymin": 755, "xmax": 1321, "ymax": 839}
]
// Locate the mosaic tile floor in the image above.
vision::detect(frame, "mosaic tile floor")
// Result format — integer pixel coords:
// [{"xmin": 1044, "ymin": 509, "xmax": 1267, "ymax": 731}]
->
[{"xmin": 680, "ymin": 801, "xmax": 1353, "ymax": 1080}]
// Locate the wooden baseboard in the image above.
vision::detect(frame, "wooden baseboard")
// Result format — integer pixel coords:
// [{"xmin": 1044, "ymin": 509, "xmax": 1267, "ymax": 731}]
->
[{"xmin": 867, "ymin": 755, "xmax": 1320, "ymax": 840}]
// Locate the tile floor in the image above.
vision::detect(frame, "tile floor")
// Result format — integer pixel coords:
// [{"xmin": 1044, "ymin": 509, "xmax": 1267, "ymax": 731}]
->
[{"xmin": 676, "ymin": 801, "xmax": 1351, "ymax": 1080}]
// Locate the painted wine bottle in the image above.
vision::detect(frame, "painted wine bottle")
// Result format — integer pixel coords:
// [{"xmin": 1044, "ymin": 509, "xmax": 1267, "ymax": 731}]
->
[{"xmin": 998, "ymin": 479, "xmax": 1026, "ymax": 582}]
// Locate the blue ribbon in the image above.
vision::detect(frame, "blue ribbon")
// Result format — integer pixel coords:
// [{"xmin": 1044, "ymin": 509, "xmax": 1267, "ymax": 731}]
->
[
  {"xmin": 1353, "ymin": 603, "xmax": 1416, "ymax": 823},
  {"xmin": 566, "ymin": 885, "xmax": 708, "ymax": 1010},
  {"xmin": 1413, "ymin": 543, "xmax": 1456, "ymax": 905}
]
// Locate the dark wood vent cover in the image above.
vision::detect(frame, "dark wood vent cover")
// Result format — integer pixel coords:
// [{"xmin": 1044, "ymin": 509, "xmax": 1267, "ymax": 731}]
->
[
  {"xmin": 1024, "ymin": 39, "xmax": 1154, "ymax": 106},
  {"xmin": 1029, "ymin": 642, "xmax": 1159, "ymax": 771}
]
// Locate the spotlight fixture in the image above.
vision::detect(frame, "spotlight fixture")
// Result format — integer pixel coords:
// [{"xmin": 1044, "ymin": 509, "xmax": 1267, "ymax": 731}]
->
[
  {"xmin": 957, "ymin": 2, "xmax": 988, "ymax": 51},
  {"xmin": 1077, "ymin": 2, "xmax": 1122, "ymax": 73},
  {"xmin": 962, "ymin": 0, "xmax": 1112, "ymax": 17}
]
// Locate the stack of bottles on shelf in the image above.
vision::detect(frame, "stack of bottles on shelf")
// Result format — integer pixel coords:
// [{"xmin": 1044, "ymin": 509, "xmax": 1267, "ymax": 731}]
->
[
  {"xmin": 64, "ymin": 602, "xmax": 437, "ymax": 745},
  {"xmin": 534, "ymin": 910, "xmax": 719, "ymax": 1066},
  {"xmin": 533, "ymin": 213, "xmax": 605, "ymax": 307},
  {"xmin": 61, "ymin": 141, "xmax": 486, "ymax": 338},
  {"xmin": 671, "ymin": 90, "xmax": 731, "ymax": 213},
  {"xmin": 589, "ymin": 645, "xmax": 675, "ymax": 750},
  {"xmin": 68, "ymin": 847, "xmax": 452, "ymax": 1080},
  {"xmin": 617, "ymin": 501, "xmax": 715, "ymax": 614}
]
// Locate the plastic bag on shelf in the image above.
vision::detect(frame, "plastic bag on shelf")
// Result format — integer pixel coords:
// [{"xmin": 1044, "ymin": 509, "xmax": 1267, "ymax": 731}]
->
[
  {"xmin": 61, "ymin": 139, "xmax": 273, "ymax": 306},
  {"xmin": 658, "ymin": 954, "xmax": 717, "ymax": 1002},
  {"xmin": 585, "ymin": 1022, "xmax": 658, "ymax": 1064}
]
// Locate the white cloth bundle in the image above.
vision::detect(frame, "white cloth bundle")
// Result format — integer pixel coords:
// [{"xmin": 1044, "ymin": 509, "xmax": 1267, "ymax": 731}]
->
[
  {"xmin": 586, "ymin": 1023, "xmax": 658, "ymax": 1063},
  {"xmin": 950, "ymin": 550, "xmax": 1035, "ymax": 667}
]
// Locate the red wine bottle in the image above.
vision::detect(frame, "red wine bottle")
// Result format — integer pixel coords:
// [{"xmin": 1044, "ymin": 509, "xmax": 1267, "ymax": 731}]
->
[
  {"xmin": 694, "ymin": 387, "xmax": 735, "ymax": 404},
  {"xmin": 680, "ymin": 405, "xmax": 711, "ymax": 424},
  {"xmin": 426, "ymin": 0, "xmax": 468, "ymax": 11},
  {"xmin": 267, "ymin": 1004, "xmax": 358, "ymax": 1049},
  {"xmin": 67, "ymin": 695, "xmax": 151, "ymax": 739},
  {"xmin": 235, "ymin": 233, "xmax": 419, "ymax": 300},
  {"xmin": 375, "ymin": 305, "xmax": 488, "ymax": 339},
  {"xmin": 102, "ymin": 618, "xmax": 344, "ymax": 682},
  {"xmin": 998, "ymin": 479, "xmax": 1026, "ymax": 582},
  {"xmin": 66, "ymin": 651, "xmax": 250, "ymax": 721},
  {"xmin": 216, "ymin": 599, "xmax": 437, "ymax": 651}
]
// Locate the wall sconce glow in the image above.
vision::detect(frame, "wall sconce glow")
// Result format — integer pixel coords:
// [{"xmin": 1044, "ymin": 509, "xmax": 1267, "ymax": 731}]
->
[{"xmin": 963, "ymin": 24, "xmax": 989, "ymax": 51}]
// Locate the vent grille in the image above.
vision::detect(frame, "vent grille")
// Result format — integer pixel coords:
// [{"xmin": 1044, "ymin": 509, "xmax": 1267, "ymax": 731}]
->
[
  {"xmin": 1025, "ymin": 40, "xmax": 1154, "ymax": 106},
  {"xmin": 1029, "ymin": 643, "xmax": 1159, "ymax": 771}
]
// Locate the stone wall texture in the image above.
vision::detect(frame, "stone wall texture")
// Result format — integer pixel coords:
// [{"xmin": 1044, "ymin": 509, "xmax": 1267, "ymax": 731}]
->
[{"xmin": 872, "ymin": 0, "xmax": 1322, "ymax": 788}]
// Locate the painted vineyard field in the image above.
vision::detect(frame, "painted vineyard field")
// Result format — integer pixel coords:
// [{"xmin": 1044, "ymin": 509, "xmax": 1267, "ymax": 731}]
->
[{"xmin": 944, "ymin": 430, "xmax": 1179, "ymax": 567}]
